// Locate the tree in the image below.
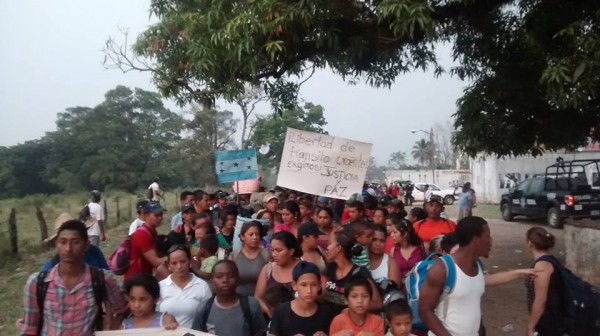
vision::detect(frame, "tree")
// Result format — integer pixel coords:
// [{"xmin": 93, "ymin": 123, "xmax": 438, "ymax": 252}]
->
[
  {"xmin": 247, "ymin": 103, "xmax": 327, "ymax": 170},
  {"xmin": 234, "ymin": 86, "xmax": 266, "ymax": 148},
  {"xmin": 411, "ymin": 139, "xmax": 431, "ymax": 167},
  {"xmin": 365, "ymin": 156, "xmax": 386, "ymax": 183},
  {"xmin": 104, "ymin": 0, "xmax": 600, "ymax": 156},
  {"xmin": 388, "ymin": 151, "xmax": 407, "ymax": 169},
  {"xmin": 44, "ymin": 86, "xmax": 183, "ymax": 192},
  {"xmin": 175, "ymin": 106, "xmax": 239, "ymax": 185},
  {"xmin": 433, "ymin": 121, "xmax": 455, "ymax": 169}
]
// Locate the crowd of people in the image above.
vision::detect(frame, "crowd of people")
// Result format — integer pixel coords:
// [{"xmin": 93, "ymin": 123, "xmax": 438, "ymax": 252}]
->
[{"xmin": 19, "ymin": 182, "xmax": 567, "ymax": 336}]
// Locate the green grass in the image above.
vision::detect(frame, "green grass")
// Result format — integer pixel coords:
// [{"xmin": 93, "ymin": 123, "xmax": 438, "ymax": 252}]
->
[{"xmin": 0, "ymin": 191, "xmax": 183, "ymax": 333}]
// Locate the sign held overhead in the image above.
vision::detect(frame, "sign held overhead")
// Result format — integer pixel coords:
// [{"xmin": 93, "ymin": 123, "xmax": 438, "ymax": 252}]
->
[{"xmin": 277, "ymin": 128, "xmax": 372, "ymax": 200}]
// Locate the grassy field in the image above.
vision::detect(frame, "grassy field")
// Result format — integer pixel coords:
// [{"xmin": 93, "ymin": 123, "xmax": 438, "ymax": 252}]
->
[
  {"xmin": 0, "ymin": 191, "xmax": 185, "ymax": 334},
  {"xmin": 0, "ymin": 193, "xmax": 501, "ymax": 333}
]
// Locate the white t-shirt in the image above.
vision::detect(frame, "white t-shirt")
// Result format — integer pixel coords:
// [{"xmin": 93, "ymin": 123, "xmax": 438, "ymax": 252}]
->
[
  {"xmin": 86, "ymin": 202, "xmax": 105, "ymax": 236},
  {"xmin": 149, "ymin": 182, "xmax": 160, "ymax": 201},
  {"xmin": 128, "ymin": 218, "xmax": 145, "ymax": 236},
  {"xmin": 157, "ymin": 274, "xmax": 212, "ymax": 328}
]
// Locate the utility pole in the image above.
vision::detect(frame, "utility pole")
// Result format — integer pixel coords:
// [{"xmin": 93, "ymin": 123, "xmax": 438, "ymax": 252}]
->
[{"xmin": 430, "ymin": 127, "xmax": 435, "ymax": 184}]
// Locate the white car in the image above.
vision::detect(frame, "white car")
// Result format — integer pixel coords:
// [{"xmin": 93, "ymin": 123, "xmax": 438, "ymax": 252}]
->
[{"xmin": 412, "ymin": 183, "xmax": 457, "ymax": 205}]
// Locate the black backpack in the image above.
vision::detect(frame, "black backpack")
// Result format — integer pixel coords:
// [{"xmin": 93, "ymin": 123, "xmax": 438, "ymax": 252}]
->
[
  {"xmin": 78, "ymin": 204, "xmax": 91, "ymax": 222},
  {"xmin": 36, "ymin": 267, "xmax": 106, "ymax": 333},
  {"xmin": 538, "ymin": 255, "xmax": 600, "ymax": 336},
  {"xmin": 199, "ymin": 295, "xmax": 254, "ymax": 334},
  {"xmin": 146, "ymin": 187, "xmax": 154, "ymax": 200}
]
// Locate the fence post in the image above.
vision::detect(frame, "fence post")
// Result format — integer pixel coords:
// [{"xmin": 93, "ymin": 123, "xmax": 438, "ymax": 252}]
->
[
  {"xmin": 35, "ymin": 206, "xmax": 48, "ymax": 242},
  {"xmin": 116, "ymin": 198, "xmax": 121, "ymax": 227},
  {"xmin": 8, "ymin": 208, "xmax": 18, "ymax": 255},
  {"xmin": 128, "ymin": 197, "xmax": 133, "ymax": 220},
  {"xmin": 103, "ymin": 200, "xmax": 108, "ymax": 228}
]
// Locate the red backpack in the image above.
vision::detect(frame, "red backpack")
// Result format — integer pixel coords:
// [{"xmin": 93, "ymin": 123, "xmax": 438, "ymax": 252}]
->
[{"xmin": 108, "ymin": 225, "xmax": 151, "ymax": 275}]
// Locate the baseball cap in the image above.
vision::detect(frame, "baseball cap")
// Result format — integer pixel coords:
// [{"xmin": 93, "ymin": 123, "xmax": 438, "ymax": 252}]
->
[
  {"xmin": 426, "ymin": 194, "xmax": 444, "ymax": 204},
  {"xmin": 317, "ymin": 196, "xmax": 329, "ymax": 203},
  {"xmin": 297, "ymin": 221, "xmax": 324, "ymax": 238},
  {"xmin": 181, "ymin": 203, "xmax": 196, "ymax": 213},
  {"xmin": 292, "ymin": 260, "xmax": 321, "ymax": 281},
  {"xmin": 215, "ymin": 190, "xmax": 230, "ymax": 199},
  {"xmin": 136, "ymin": 200, "xmax": 149, "ymax": 211},
  {"xmin": 144, "ymin": 202, "xmax": 166, "ymax": 214}
]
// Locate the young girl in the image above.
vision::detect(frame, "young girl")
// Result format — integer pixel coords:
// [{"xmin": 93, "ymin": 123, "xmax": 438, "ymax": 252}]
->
[
  {"xmin": 329, "ymin": 277, "xmax": 385, "ymax": 336},
  {"xmin": 217, "ymin": 210, "xmax": 236, "ymax": 250},
  {"xmin": 122, "ymin": 274, "xmax": 178, "ymax": 330},
  {"xmin": 269, "ymin": 261, "xmax": 333, "ymax": 336}
]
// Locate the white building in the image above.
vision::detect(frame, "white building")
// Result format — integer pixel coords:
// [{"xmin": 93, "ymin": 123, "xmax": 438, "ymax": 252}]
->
[
  {"xmin": 384, "ymin": 169, "xmax": 471, "ymax": 189},
  {"xmin": 471, "ymin": 147, "xmax": 600, "ymax": 204}
]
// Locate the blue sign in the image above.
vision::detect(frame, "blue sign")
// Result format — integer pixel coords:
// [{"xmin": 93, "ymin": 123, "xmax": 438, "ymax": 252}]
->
[{"xmin": 214, "ymin": 148, "xmax": 258, "ymax": 184}]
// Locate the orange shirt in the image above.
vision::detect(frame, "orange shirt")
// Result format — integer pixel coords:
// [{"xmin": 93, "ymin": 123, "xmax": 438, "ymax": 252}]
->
[
  {"xmin": 329, "ymin": 311, "xmax": 384, "ymax": 336},
  {"xmin": 413, "ymin": 218, "xmax": 456, "ymax": 242}
]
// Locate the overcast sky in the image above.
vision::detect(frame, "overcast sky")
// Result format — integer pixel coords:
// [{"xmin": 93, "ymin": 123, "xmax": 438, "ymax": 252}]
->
[{"xmin": 0, "ymin": 0, "xmax": 467, "ymax": 165}]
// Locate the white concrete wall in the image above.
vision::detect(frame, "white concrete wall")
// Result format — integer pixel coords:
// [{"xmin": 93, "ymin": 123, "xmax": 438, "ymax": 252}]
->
[
  {"xmin": 385, "ymin": 169, "xmax": 471, "ymax": 189},
  {"xmin": 471, "ymin": 152, "xmax": 600, "ymax": 204}
]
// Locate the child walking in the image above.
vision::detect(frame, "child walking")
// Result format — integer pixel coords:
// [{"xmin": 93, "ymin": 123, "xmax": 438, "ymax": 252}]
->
[
  {"xmin": 121, "ymin": 273, "xmax": 178, "ymax": 330},
  {"xmin": 329, "ymin": 276, "xmax": 384, "ymax": 336}
]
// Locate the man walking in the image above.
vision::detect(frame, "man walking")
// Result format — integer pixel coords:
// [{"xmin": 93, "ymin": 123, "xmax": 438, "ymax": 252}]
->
[
  {"xmin": 87, "ymin": 190, "xmax": 106, "ymax": 246},
  {"xmin": 419, "ymin": 216, "xmax": 537, "ymax": 336},
  {"xmin": 21, "ymin": 220, "xmax": 128, "ymax": 335},
  {"xmin": 148, "ymin": 177, "xmax": 164, "ymax": 203}
]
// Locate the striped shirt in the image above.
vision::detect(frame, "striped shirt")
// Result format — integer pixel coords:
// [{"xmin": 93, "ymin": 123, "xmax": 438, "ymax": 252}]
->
[
  {"xmin": 351, "ymin": 243, "xmax": 370, "ymax": 269},
  {"xmin": 21, "ymin": 265, "xmax": 128, "ymax": 336}
]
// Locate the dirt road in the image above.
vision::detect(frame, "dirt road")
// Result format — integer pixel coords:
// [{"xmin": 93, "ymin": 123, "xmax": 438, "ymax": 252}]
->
[{"xmin": 480, "ymin": 218, "xmax": 565, "ymax": 335}]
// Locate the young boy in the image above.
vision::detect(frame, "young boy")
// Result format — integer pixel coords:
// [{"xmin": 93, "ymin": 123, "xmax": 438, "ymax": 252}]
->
[
  {"xmin": 329, "ymin": 277, "xmax": 384, "ymax": 336},
  {"xmin": 192, "ymin": 260, "xmax": 267, "ymax": 335},
  {"xmin": 195, "ymin": 234, "xmax": 219, "ymax": 280},
  {"xmin": 349, "ymin": 222, "xmax": 373, "ymax": 269},
  {"xmin": 385, "ymin": 300, "xmax": 417, "ymax": 336},
  {"xmin": 269, "ymin": 261, "xmax": 333, "ymax": 336}
]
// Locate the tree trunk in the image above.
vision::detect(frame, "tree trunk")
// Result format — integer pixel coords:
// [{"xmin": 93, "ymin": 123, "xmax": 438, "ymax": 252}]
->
[
  {"xmin": 8, "ymin": 208, "xmax": 18, "ymax": 255},
  {"xmin": 35, "ymin": 206, "xmax": 48, "ymax": 242}
]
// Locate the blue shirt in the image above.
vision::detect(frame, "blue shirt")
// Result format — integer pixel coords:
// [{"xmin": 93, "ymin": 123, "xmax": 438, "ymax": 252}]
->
[
  {"xmin": 457, "ymin": 190, "xmax": 473, "ymax": 210},
  {"xmin": 41, "ymin": 244, "xmax": 109, "ymax": 271},
  {"xmin": 171, "ymin": 211, "xmax": 182, "ymax": 230}
]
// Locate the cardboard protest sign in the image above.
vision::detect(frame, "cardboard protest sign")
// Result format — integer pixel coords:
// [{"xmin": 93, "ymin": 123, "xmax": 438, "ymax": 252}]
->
[
  {"xmin": 277, "ymin": 128, "xmax": 372, "ymax": 200},
  {"xmin": 96, "ymin": 327, "xmax": 211, "ymax": 335}
]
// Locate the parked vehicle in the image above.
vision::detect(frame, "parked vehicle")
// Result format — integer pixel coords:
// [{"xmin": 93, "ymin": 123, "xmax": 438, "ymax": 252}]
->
[
  {"xmin": 500, "ymin": 159, "xmax": 600, "ymax": 228},
  {"xmin": 412, "ymin": 183, "xmax": 457, "ymax": 205}
]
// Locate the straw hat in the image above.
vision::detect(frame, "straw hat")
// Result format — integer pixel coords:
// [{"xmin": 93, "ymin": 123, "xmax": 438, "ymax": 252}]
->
[{"xmin": 43, "ymin": 212, "xmax": 76, "ymax": 244}]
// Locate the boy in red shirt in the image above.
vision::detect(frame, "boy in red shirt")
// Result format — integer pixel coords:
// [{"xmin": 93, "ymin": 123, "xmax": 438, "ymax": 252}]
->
[{"xmin": 124, "ymin": 202, "xmax": 167, "ymax": 280}]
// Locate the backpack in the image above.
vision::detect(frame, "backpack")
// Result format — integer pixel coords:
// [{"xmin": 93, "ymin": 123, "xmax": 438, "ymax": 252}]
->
[
  {"xmin": 108, "ymin": 225, "xmax": 152, "ymax": 275},
  {"xmin": 199, "ymin": 295, "xmax": 254, "ymax": 334},
  {"xmin": 146, "ymin": 187, "xmax": 154, "ymax": 200},
  {"xmin": 36, "ymin": 266, "xmax": 106, "ymax": 333},
  {"xmin": 405, "ymin": 254, "xmax": 483, "ymax": 331},
  {"xmin": 78, "ymin": 203, "xmax": 91, "ymax": 222},
  {"xmin": 538, "ymin": 255, "xmax": 600, "ymax": 336}
]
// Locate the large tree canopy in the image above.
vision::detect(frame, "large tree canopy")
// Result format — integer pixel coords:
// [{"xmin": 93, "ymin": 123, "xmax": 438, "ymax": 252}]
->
[{"xmin": 106, "ymin": 0, "xmax": 600, "ymax": 156}]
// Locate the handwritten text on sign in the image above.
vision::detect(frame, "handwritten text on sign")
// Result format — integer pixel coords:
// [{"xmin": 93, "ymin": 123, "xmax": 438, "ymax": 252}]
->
[{"xmin": 277, "ymin": 128, "xmax": 372, "ymax": 199}]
